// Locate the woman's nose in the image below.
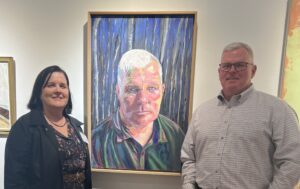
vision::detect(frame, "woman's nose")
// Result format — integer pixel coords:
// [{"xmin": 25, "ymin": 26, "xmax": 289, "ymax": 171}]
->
[{"xmin": 54, "ymin": 85, "xmax": 62, "ymax": 92}]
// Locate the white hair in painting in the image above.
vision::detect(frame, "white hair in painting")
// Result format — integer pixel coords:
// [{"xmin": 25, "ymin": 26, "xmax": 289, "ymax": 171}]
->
[{"xmin": 117, "ymin": 49, "xmax": 163, "ymax": 85}]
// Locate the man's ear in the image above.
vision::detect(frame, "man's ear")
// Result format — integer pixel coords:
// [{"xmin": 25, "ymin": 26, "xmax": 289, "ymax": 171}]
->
[{"xmin": 251, "ymin": 65, "xmax": 257, "ymax": 78}]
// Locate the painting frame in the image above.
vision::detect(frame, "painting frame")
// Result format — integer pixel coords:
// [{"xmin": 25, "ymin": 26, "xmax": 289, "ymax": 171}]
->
[
  {"xmin": 0, "ymin": 57, "xmax": 16, "ymax": 135},
  {"xmin": 279, "ymin": 0, "xmax": 300, "ymax": 120},
  {"xmin": 86, "ymin": 11, "xmax": 197, "ymax": 175},
  {"xmin": 278, "ymin": 1, "xmax": 300, "ymax": 188}
]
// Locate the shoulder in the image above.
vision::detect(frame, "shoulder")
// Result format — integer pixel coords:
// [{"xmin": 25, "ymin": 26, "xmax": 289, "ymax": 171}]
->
[
  {"xmin": 193, "ymin": 97, "xmax": 219, "ymax": 115},
  {"xmin": 157, "ymin": 114, "xmax": 178, "ymax": 127},
  {"xmin": 67, "ymin": 115, "xmax": 83, "ymax": 133},
  {"xmin": 157, "ymin": 115, "xmax": 185, "ymax": 145},
  {"xmin": 11, "ymin": 110, "xmax": 40, "ymax": 130},
  {"xmin": 14, "ymin": 111, "xmax": 31, "ymax": 124},
  {"xmin": 157, "ymin": 114, "xmax": 184, "ymax": 134},
  {"xmin": 7, "ymin": 111, "xmax": 40, "ymax": 141},
  {"xmin": 67, "ymin": 115, "xmax": 82, "ymax": 127},
  {"xmin": 91, "ymin": 116, "xmax": 117, "ymax": 152},
  {"xmin": 253, "ymin": 90, "xmax": 291, "ymax": 109},
  {"xmin": 92, "ymin": 116, "xmax": 114, "ymax": 137},
  {"xmin": 251, "ymin": 90, "xmax": 298, "ymax": 119}
]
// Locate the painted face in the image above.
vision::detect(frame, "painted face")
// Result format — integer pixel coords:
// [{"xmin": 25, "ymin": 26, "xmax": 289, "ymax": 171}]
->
[
  {"xmin": 218, "ymin": 47, "xmax": 256, "ymax": 100},
  {"xmin": 116, "ymin": 60, "xmax": 164, "ymax": 128},
  {"xmin": 41, "ymin": 72, "xmax": 69, "ymax": 113}
]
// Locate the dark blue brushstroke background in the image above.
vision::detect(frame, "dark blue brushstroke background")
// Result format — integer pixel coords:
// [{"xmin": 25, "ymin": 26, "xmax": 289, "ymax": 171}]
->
[{"xmin": 91, "ymin": 15, "xmax": 195, "ymax": 133}]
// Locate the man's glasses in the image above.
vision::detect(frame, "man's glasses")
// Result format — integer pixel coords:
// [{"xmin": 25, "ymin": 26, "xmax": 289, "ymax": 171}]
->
[{"xmin": 219, "ymin": 62, "xmax": 252, "ymax": 72}]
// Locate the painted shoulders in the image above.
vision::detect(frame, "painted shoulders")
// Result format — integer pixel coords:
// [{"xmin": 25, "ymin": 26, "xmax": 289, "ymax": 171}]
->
[
  {"xmin": 92, "ymin": 116, "xmax": 115, "ymax": 137},
  {"xmin": 157, "ymin": 114, "xmax": 184, "ymax": 135}
]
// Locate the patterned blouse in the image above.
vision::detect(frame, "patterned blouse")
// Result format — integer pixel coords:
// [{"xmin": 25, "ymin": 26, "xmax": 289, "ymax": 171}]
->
[{"xmin": 53, "ymin": 122, "xmax": 87, "ymax": 189}]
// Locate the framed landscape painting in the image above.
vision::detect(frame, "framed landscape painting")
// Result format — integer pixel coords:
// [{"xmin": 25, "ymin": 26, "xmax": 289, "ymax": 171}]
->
[
  {"xmin": 86, "ymin": 12, "xmax": 197, "ymax": 175},
  {"xmin": 0, "ymin": 57, "xmax": 16, "ymax": 134}
]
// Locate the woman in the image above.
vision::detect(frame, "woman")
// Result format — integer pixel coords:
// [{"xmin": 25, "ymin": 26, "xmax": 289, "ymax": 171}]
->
[{"xmin": 5, "ymin": 65, "xmax": 92, "ymax": 189}]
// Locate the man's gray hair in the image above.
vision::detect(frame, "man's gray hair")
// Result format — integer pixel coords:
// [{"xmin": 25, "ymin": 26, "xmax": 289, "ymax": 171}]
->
[
  {"xmin": 223, "ymin": 42, "xmax": 254, "ymax": 63},
  {"xmin": 117, "ymin": 49, "xmax": 163, "ymax": 85}
]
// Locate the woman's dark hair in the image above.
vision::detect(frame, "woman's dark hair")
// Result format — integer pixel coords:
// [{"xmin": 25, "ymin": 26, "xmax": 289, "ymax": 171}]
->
[{"xmin": 27, "ymin": 65, "xmax": 72, "ymax": 116}]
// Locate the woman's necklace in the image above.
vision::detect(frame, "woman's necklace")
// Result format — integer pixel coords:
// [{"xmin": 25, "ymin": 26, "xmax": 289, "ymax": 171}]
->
[{"xmin": 44, "ymin": 114, "xmax": 67, "ymax": 127}]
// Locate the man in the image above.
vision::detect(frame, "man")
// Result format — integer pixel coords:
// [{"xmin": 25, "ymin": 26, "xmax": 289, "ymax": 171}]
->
[
  {"xmin": 181, "ymin": 42, "xmax": 300, "ymax": 189},
  {"xmin": 92, "ymin": 49, "xmax": 185, "ymax": 171}
]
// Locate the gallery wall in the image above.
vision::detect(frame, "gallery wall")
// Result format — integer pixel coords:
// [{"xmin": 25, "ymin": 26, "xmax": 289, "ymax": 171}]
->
[{"xmin": 0, "ymin": 0, "xmax": 288, "ymax": 188}]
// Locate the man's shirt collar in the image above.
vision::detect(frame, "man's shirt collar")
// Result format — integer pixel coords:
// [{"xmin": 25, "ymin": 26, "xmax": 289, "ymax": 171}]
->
[
  {"xmin": 217, "ymin": 84, "xmax": 255, "ymax": 106},
  {"xmin": 112, "ymin": 112, "xmax": 168, "ymax": 144}
]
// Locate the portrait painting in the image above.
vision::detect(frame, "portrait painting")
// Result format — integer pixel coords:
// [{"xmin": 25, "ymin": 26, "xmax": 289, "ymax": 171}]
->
[
  {"xmin": 86, "ymin": 12, "xmax": 197, "ymax": 174},
  {"xmin": 0, "ymin": 57, "xmax": 16, "ymax": 134}
]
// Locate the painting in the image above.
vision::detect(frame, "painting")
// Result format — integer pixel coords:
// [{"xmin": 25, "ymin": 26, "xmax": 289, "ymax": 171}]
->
[
  {"xmin": 86, "ymin": 12, "xmax": 197, "ymax": 175},
  {"xmin": 279, "ymin": 1, "xmax": 300, "ymax": 188},
  {"xmin": 279, "ymin": 0, "xmax": 300, "ymax": 125},
  {"xmin": 0, "ymin": 57, "xmax": 16, "ymax": 134}
]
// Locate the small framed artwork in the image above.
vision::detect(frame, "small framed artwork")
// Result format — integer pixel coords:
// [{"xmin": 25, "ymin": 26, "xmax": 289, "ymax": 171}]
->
[
  {"xmin": 86, "ymin": 11, "xmax": 197, "ymax": 175},
  {"xmin": 0, "ymin": 57, "xmax": 16, "ymax": 134}
]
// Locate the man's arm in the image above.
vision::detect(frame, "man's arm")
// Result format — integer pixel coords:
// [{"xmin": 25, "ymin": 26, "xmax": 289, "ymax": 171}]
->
[
  {"xmin": 181, "ymin": 115, "xmax": 198, "ymax": 189},
  {"xmin": 269, "ymin": 103, "xmax": 300, "ymax": 189}
]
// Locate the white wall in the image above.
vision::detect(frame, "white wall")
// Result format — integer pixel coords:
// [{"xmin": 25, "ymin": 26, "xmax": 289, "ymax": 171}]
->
[{"xmin": 0, "ymin": 0, "xmax": 288, "ymax": 189}]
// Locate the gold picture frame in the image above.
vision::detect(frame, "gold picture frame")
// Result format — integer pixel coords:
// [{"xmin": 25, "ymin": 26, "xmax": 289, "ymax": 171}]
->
[
  {"xmin": 0, "ymin": 57, "xmax": 16, "ymax": 135},
  {"xmin": 86, "ymin": 11, "xmax": 197, "ymax": 175}
]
